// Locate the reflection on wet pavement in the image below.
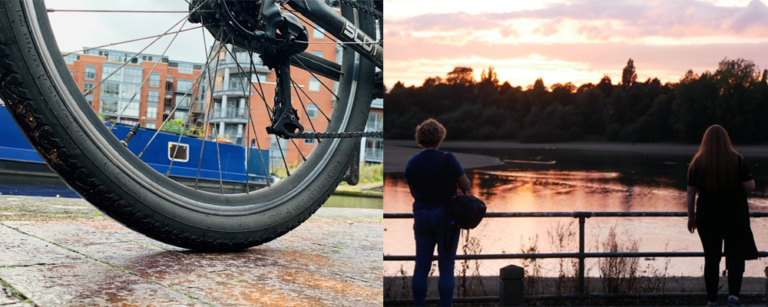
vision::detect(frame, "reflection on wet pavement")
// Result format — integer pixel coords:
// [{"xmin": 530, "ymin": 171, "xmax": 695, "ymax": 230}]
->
[{"xmin": 0, "ymin": 214, "xmax": 382, "ymax": 306}]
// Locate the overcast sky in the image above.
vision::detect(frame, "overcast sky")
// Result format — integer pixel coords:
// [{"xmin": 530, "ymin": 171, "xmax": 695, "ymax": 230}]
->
[
  {"xmin": 385, "ymin": 0, "xmax": 768, "ymax": 89},
  {"xmin": 47, "ymin": 0, "xmax": 214, "ymax": 64}
]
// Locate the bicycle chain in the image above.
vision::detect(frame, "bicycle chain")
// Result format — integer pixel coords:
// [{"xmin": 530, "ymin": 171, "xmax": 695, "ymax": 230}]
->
[
  {"xmin": 298, "ymin": 131, "xmax": 383, "ymax": 139},
  {"xmin": 338, "ymin": 0, "xmax": 382, "ymax": 20}
]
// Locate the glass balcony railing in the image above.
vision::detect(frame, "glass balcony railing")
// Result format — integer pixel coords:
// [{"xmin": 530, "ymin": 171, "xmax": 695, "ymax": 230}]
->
[
  {"xmin": 214, "ymin": 108, "xmax": 248, "ymax": 119},
  {"xmin": 364, "ymin": 148, "xmax": 383, "ymax": 161}
]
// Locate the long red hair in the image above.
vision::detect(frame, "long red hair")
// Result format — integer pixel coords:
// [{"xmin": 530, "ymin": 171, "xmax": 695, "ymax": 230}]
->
[{"xmin": 688, "ymin": 125, "xmax": 740, "ymax": 191}]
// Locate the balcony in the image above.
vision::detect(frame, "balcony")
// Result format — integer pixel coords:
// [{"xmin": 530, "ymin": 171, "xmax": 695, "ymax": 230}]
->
[
  {"xmin": 211, "ymin": 82, "xmax": 254, "ymax": 98},
  {"xmin": 211, "ymin": 108, "xmax": 249, "ymax": 124},
  {"xmin": 211, "ymin": 52, "xmax": 269, "ymax": 76}
]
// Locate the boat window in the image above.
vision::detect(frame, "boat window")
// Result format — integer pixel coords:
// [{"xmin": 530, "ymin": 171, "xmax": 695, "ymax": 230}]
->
[{"xmin": 168, "ymin": 142, "xmax": 189, "ymax": 162}]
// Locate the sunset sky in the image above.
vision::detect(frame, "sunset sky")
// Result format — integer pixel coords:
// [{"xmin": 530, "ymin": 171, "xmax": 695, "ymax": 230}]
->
[{"xmin": 385, "ymin": 0, "xmax": 768, "ymax": 89}]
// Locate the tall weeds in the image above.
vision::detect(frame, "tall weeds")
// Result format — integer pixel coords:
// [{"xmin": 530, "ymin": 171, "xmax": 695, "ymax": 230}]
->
[{"xmin": 597, "ymin": 225, "xmax": 640, "ymax": 293}]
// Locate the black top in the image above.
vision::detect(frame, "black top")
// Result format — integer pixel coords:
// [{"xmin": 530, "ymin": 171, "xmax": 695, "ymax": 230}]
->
[
  {"xmin": 688, "ymin": 155, "xmax": 753, "ymax": 215},
  {"xmin": 405, "ymin": 150, "xmax": 465, "ymax": 211}
]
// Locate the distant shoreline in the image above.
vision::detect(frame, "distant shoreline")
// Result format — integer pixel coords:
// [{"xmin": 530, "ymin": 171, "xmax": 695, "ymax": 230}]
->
[
  {"xmin": 383, "ymin": 145, "xmax": 504, "ymax": 174},
  {"xmin": 386, "ymin": 140, "xmax": 768, "ymax": 158}
]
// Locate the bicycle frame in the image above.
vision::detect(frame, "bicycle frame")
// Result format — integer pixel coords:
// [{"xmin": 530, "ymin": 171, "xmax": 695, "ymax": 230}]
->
[{"xmin": 288, "ymin": 0, "xmax": 382, "ymax": 69}]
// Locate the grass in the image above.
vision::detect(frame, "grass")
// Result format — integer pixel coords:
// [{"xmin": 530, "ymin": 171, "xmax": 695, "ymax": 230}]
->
[{"xmin": 272, "ymin": 160, "xmax": 383, "ymax": 184}]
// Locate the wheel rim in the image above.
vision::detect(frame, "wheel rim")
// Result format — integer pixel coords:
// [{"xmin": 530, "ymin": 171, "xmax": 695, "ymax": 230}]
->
[{"xmin": 21, "ymin": 0, "xmax": 373, "ymax": 217}]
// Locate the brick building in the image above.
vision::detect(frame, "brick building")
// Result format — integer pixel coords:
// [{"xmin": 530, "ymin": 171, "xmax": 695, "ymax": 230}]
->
[{"xmin": 63, "ymin": 49, "xmax": 205, "ymax": 129}]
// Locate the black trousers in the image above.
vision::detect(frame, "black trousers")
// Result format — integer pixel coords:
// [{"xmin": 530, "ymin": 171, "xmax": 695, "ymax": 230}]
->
[{"xmin": 697, "ymin": 217, "xmax": 745, "ymax": 302}]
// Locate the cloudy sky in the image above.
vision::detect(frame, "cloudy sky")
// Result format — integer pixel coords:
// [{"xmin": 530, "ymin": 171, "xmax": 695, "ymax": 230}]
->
[
  {"xmin": 46, "ymin": 0, "xmax": 217, "ymax": 64},
  {"xmin": 385, "ymin": 0, "xmax": 768, "ymax": 89}
]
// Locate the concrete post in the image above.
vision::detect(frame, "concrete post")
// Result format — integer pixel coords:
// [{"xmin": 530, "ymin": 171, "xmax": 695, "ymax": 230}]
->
[{"xmin": 499, "ymin": 265, "xmax": 524, "ymax": 306}]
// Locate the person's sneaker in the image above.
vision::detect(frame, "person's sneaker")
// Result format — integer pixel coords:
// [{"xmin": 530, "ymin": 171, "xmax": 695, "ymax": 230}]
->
[{"xmin": 727, "ymin": 296, "xmax": 744, "ymax": 307}]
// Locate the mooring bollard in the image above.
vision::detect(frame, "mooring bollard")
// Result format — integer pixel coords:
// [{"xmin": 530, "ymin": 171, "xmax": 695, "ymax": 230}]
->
[{"xmin": 500, "ymin": 264, "xmax": 525, "ymax": 306}]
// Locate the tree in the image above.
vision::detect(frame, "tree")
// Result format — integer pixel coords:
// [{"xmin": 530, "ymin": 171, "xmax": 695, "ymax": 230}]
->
[
  {"xmin": 597, "ymin": 75, "xmax": 613, "ymax": 96},
  {"xmin": 446, "ymin": 67, "xmax": 475, "ymax": 86},
  {"xmin": 480, "ymin": 66, "xmax": 500, "ymax": 86},
  {"xmin": 622, "ymin": 59, "xmax": 638, "ymax": 88}
]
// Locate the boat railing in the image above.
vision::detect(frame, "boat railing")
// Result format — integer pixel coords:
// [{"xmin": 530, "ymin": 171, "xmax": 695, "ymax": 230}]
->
[{"xmin": 383, "ymin": 211, "xmax": 768, "ymax": 305}]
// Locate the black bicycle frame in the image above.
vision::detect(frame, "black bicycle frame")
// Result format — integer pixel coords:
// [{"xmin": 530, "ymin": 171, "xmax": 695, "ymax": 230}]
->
[{"xmin": 288, "ymin": 0, "xmax": 382, "ymax": 70}]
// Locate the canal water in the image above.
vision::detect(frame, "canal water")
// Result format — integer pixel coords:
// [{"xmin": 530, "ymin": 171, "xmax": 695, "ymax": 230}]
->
[
  {"xmin": 0, "ymin": 173, "xmax": 382, "ymax": 209},
  {"xmin": 384, "ymin": 147, "xmax": 768, "ymax": 277}
]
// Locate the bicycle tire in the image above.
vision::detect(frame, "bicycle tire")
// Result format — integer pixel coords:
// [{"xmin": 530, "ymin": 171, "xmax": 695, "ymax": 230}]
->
[{"xmin": 0, "ymin": 0, "xmax": 377, "ymax": 251}]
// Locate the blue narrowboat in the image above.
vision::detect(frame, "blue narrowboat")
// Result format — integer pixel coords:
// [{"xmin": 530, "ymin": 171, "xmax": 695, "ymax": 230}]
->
[{"xmin": 0, "ymin": 104, "xmax": 272, "ymax": 192}]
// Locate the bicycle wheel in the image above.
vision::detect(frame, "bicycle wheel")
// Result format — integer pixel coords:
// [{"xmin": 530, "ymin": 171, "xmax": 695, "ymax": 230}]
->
[{"xmin": 0, "ymin": 0, "xmax": 379, "ymax": 251}]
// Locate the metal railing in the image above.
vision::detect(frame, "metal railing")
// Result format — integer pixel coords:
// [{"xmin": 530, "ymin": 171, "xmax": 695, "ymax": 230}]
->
[
  {"xmin": 214, "ymin": 108, "xmax": 248, "ymax": 119},
  {"xmin": 383, "ymin": 211, "xmax": 768, "ymax": 303}
]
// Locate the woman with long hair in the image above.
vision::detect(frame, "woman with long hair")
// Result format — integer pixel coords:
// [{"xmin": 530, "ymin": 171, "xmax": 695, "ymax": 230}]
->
[
  {"xmin": 687, "ymin": 125, "xmax": 758, "ymax": 307},
  {"xmin": 405, "ymin": 118, "xmax": 471, "ymax": 307}
]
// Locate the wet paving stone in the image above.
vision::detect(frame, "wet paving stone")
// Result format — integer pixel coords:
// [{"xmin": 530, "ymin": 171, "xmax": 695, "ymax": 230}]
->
[{"xmin": 0, "ymin": 198, "xmax": 383, "ymax": 307}]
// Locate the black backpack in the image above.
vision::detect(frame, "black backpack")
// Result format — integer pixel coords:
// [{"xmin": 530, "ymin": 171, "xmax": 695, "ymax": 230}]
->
[{"xmin": 445, "ymin": 153, "xmax": 486, "ymax": 229}]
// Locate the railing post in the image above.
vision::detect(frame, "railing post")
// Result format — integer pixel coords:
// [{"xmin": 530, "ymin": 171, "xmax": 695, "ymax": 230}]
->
[
  {"xmin": 500, "ymin": 265, "xmax": 525, "ymax": 306},
  {"xmin": 575, "ymin": 211, "xmax": 592, "ymax": 298}
]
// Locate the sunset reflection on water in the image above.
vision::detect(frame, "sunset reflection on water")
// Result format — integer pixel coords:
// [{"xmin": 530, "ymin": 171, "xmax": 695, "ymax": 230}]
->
[{"xmin": 384, "ymin": 148, "xmax": 768, "ymax": 277}]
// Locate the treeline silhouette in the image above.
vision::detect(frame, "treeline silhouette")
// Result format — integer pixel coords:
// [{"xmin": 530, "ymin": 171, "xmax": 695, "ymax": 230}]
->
[{"xmin": 385, "ymin": 58, "xmax": 768, "ymax": 144}]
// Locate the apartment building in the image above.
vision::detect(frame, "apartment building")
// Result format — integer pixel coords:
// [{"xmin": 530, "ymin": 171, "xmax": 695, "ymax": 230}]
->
[{"xmin": 63, "ymin": 49, "xmax": 205, "ymax": 129}]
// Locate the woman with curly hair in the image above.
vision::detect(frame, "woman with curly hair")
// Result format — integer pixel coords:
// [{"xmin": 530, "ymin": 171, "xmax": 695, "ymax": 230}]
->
[
  {"xmin": 686, "ymin": 125, "xmax": 758, "ymax": 307},
  {"xmin": 405, "ymin": 118, "xmax": 471, "ymax": 306}
]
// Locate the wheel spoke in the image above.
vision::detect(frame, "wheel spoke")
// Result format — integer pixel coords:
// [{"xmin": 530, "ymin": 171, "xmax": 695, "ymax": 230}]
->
[
  {"xmin": 223, "ymin": 40, "xmax": 256, "ymax": 192},
  {"xmin": 62, "ymin": 26, "xmax": 202, "ymax": 57},
  {"xmin": 82, "ymin": 1, "xmax": 208, "ymax": 97},
  {"xmin": 195, "ymin": 27, "xmax": 226, "ymax": 190},
  {"xmin": 48, "ymin": 9, "xmax": 199, "ymax": 13},
  {"xmin": 290, "ymin": 78, "xmax": 321, "ymax": 144},
  {"xmin": 275, "ymin": 135, "xmax": 291, "ymax": 177},
  {"xmin": 221, "ymin": 44, "xmax": 272, "ymax": 116},
  {"xmin": 137, "ymin": 43, "xmax": 218, "ymax": 159},
  {"xmin": 108, "ymin": 20, "xmax": 192, "ymax": 132},
  {"xmin": 291, "ymin": 55, "xmax": 340, "ymax": 101},
  {"xmin": 290, "ymin": 77, "xmax": 331, "ymax": 123},
  {"xmin": 290, "ymin": 139, "xmax": 307, "ymax": 162}
]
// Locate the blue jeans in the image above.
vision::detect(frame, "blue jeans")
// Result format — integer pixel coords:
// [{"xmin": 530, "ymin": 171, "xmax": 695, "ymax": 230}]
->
[{"xmin": 412, "ymin": 207, "xmax": 460, "ymax": 307}]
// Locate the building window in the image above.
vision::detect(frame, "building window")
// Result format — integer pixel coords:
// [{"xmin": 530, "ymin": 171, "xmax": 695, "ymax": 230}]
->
[
  {"xmin": 176, "ymin": 79, "xmax": 193, "ymax": 93},
  {"xmin": 84, "ymin": 66, "xmax": 96, "ymax": 80},
  {"xmin": 311, "ymin": 51, "xmax": 323, "ymax": 59},
  {"xmin": 251, "ymin": 72, "xmax": 268, "ymax": 82},
  {"xmin": 120, "ymin": 84, "xmax": 140, "ymax": 99},
  {"xmin": 366, "ymin": 112, "xmax": 382, "ymax": 131},
  {"xmin": 309, "ymin": 77, "xmax": 321, "ymax": 92},
  {"xmin": 145, "ymin": 121, "xmax": 156, "ymax": 129},
  {"xmin": 63, "ymin": 54, "xmax": 77, "ymax": 64},
  {"xmin": 122, "ymin": 100, "xmax": 140, "ymax": 117},
  {"xmin": 313, "ymin": 25, "xmax": 325, "ymax": 39},
  {"xmin": 307, "ymin": 103, "xmax": 318, "ymax": 118},
  {"xmin": 150, "ymin": 73, "xmax": 161, "ymax": 87},
  {"xmin": 107, "ymin": 52, "xmax": 123, "ymax": 63},
  {"xmin": 147, "ymin": 90, "xmax": 159, "ymax": 119},
  {"xmin": 175, "ymin": 95, "xmax": 190, "ymax": 107},
  {"xmin": 175, "ymin": 110, "xmax": 189, "ymax": 123},
  {"xmin": 100, "ymin": 83, "xmax": 120, "ymax": 98},
  {"xmin": 101, "ymin": 65, "xmax": 120, "ymax": 82},
  {"xmin": 83, "ymin": 82, "xmax": 95, "ymax": 94},
  {"xmin": 177, "ymin": 63, "xmax": 194, "ymax": 74},
  {"xmin": 100, "ymin": 99, "xmax": 119, "ymax": 115},
  {"xmin": 304, "ymin": 131, "xmax": 315, "ymax": 145},
  {"xmin": 123, "ymin": 67, "xmax": 143, "ymax": 84}
]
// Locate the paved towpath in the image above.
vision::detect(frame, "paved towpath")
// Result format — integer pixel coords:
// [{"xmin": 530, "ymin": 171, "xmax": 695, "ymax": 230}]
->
[{"xmin": 0, "ymin": 196, "xmax": 382, "ymax": 306}]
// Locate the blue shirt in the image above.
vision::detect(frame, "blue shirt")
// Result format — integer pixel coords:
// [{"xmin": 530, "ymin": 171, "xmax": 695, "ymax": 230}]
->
[{"xmin": 404, "ymin": 150, "xmax": 465, "ymax": 211}]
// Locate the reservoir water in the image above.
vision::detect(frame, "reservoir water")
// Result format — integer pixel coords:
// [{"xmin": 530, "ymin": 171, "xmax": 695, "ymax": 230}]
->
[{"xmin": 384, "ymin": 146, "xmax": 768, "ymax": 277}]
